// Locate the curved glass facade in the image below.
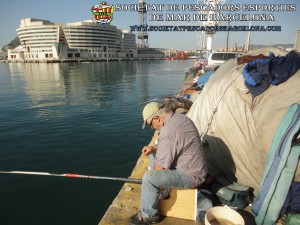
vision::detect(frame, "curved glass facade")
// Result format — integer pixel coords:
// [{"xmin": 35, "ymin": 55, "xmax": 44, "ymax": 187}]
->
[
  {"xmin": 12, "ymin": 18, "xmax": 137, "ymax": 60},
  {"xmin": 16, "ymin": 19, "xmax": 61, "ymax": 59},
  {"xmin": 62, "ymin": 21, "xmax": 121, "ymax": 51}
]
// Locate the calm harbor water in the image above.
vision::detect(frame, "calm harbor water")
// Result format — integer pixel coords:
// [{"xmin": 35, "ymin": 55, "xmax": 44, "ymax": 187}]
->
[{"xmin": 0, "ymin": 60, "xmax": 191, "ymax": 225}]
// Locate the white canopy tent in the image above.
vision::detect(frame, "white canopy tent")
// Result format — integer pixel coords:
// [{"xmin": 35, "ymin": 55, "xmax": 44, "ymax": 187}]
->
[{"xmin": 187, "ymin": 48, "xmax": 300, "ymax": 191}]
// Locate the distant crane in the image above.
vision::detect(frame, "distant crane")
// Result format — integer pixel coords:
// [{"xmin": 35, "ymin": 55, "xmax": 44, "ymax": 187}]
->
[
  {"xmin": 137, "ymin": 0, "xmax": 149, "ymax": 48},
  {"xmin": 197, "ymin": 0, "xmax": 226, "ymax": 52}
]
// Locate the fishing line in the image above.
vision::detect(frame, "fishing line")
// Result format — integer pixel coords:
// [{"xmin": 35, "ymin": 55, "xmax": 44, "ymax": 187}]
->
[{"xmin": 94, "ymin": 160, "xmax": 137, "ymax": 173}]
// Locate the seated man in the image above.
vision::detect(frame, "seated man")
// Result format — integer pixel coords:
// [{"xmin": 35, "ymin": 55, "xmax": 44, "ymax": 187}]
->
[
  {"xmin": 189, "ymin": 63, "xmax": 205, "ymax": 78},
  {"xmin": 184, "ymin": 67, "xmax": 205, "ymax": 92},
  {"xmin": 128, "ymin": 102, "xmax": 208, "ymax": 225}
]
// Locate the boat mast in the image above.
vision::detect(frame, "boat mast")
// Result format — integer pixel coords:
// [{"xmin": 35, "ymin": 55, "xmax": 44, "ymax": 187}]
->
[{"xmin": 244, "ymin": 21, "xmax": 252, "ymax": 52}]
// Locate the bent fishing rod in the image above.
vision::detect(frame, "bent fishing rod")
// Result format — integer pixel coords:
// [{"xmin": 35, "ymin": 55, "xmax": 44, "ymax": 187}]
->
[{"xmin": 0, "ymin": 170, "xmax": 142, "ymax": 184}]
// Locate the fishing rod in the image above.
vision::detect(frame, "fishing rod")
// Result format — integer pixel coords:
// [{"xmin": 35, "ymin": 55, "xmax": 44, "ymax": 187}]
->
[{"xmin": 0, "ymin": 170, "xmax": 142, "ymax": 184}]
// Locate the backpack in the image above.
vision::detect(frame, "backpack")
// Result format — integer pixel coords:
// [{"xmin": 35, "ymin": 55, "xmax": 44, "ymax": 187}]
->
[{"xmin": 208, "ymin": 175, "xmax": 253, "ymax": 209}]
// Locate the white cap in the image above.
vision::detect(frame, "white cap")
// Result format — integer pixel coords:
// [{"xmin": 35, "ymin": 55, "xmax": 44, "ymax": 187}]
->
[{"xmin": 142, "ymin": 102, "xmax": 160, "ymax": 129}]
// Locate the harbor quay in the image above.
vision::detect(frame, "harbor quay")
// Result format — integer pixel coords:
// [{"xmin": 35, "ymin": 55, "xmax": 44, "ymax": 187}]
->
[{"xmin": 0, "ymin": 57, "xmax": 164, "ymax": 64}]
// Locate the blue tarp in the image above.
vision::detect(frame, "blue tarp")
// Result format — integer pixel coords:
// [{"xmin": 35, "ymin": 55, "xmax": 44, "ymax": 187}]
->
[
  {"xmin": 243, "ymin": 51, "xmax": 300, "ymax": 96},
  {"xmin": 197, "ymin": 71, "xmax": 215, "ymax": 86}
]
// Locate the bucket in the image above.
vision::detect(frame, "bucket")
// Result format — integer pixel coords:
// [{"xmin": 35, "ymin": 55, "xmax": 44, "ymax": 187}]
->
[{"xmin": 205, "ymin": 205, "xmax": 245, "ymax": 225}]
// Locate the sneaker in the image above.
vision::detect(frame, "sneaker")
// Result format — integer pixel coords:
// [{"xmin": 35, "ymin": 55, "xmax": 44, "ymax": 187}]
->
[{"xmin": 128, "ymin": 211, "xmax": 161, "ymax": 225}]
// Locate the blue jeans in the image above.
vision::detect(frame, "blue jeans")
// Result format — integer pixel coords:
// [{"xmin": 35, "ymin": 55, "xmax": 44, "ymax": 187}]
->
[
  {"xmin": 196, "ymin": 191, "xmax": 213, "ymax": 222},
  {"xmin": 141, "ymin": 169, "xmax": 195, "ymax": 218}
]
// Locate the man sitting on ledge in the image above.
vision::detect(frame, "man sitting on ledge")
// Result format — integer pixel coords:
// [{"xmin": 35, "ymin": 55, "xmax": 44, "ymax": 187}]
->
[{"xmin": 128, "ymin": 102, "xmax": 208, "ymax": 225}]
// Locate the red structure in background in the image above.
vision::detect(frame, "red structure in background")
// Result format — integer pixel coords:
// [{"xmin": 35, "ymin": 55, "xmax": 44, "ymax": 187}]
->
[{"xmin": 165, "ymin": 51, "xmax": 189, "ymax": 60}]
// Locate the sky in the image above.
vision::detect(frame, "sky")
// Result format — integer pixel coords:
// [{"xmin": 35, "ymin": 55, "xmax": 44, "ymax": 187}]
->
[{"xmin": 0, "ymin": 0, "xmax": 299, "ymax": 50}]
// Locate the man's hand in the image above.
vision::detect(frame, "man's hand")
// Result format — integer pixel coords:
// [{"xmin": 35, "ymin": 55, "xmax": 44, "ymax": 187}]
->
[{"xmin": 142, "ymin": 145, "xmax": 157, "ymax": 155}]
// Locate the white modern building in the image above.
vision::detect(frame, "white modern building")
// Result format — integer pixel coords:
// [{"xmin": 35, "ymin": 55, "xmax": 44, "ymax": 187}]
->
[
  {"xmin": 121, "ymin": 29, "xmax": 136, "ymax": 50},
  {"xmin": 62, "ymin": 20, "xmax": 124, "ymax": 59},
  {"xmin": 12, "ymin": 18, "xmax": 63, "ymax": 60},
  {"xmin": 8, "ymin": 18, "xmax": 139, "ymax": 61}
]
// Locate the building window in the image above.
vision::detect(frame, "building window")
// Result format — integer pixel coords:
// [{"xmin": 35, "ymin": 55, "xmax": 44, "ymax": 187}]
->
[
  {"xmin": 49, "ymin": 54, "xmax": 53, "ymax": 58},
  {"xmin": 75, "ymin": 53, "xmax": 80, "ymax": 57},
  {"xmin": 45, "ymin": 54, "xmax": 48, "ymax": 58},
  {"xmin": 68, "ymin": 53, "xmax": 73, "ymax": 58},
  {"xmin": 36, "ymin": 54, "xmax": 38, "ymax": 58}
]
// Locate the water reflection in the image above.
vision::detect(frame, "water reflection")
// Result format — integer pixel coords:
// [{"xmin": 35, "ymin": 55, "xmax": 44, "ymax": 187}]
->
[
  {"xmin": 7, "ymin": 60, "xmax": 188, "ymax": 114},
  {"xmin": 7, "ymin": 61, "xmax": 143, "ymax": 117}
]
